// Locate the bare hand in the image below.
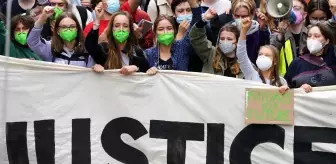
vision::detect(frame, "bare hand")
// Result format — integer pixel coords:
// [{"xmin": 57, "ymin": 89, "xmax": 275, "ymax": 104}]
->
[
  {"xmin": 41, "ymin": 6, "xmax": 55, "ymax": 19},
  {"xmin": 256, "ymin": 10, "xmax": 267, "ymax": 29},
  {"xmin": 278, "ymin": 20, "xmax": 289, "ymax": 34},
  {"xmin": 203, "ymin": 7, "xmax": 217, "ymax": 21},
  {"xmin": 177, "ymin": 20, "xmax": 190, "ymax": 36},
  {"xmin": 241, "ymin": 17, "xmax": 252, "ymax": 32},
  {"xmin": 300, "ymin": 84, "xmax": 312, "ymax": 93},
  {"xmin": 95, "ymin": 2, "xmax": 104, "ymax": 20},
  {"xmin": 278, "ymin": 86, "xmax": 289, "ymax": 95},
  {"xmin": 133, "ymin": 23, "xmax": 143, "ymax": 39},
  {"xmin": 146, "ymin": 67, "xmax": 158, "ymax": 75},
  {"xmin": 119, "ymin": 65, "xmax": 138, "ymax": 75},
  {"xmin": 92, "ymin": 64, "xmax": 104, "ymax": 73},
  {"xmin": 224, "ymin": 8, "xmax": 231, "ymax": 14}
]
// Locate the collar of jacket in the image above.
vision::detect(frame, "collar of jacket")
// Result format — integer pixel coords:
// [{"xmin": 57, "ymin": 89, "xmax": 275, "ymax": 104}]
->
[{"xmin": 284, "ymin": 25, "xmax": 308, "ymax": 41}]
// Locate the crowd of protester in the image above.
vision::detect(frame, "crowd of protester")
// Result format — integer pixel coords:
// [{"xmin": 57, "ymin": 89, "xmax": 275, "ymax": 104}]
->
[{"xmin": 0, "ymin": 0, "xmax": 336, "ymax": 93}]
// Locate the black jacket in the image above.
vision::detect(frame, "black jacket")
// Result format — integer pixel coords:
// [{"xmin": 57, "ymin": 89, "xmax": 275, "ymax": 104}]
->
[{"xmin": 85, "ymin": 29, "xmax": 150, "ymax": 73}]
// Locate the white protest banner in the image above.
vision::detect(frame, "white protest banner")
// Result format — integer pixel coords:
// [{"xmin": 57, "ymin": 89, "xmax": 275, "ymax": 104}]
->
[{"xmin": 0, "ymin": 56, "xmax": 336, "ymax": 164}]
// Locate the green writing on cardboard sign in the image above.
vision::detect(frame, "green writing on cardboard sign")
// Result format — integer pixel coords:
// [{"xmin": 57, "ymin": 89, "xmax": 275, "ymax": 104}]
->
[{"xmin": 245, "ymin": 89, "xmax": 294, "ymax": 125}]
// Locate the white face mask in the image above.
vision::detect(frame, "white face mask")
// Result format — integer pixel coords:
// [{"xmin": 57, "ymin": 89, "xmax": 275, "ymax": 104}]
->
[
  {"xmin": 256, "ymin": 55, "xmax": 273, "ymax": 71},
  {"xmin": 235, "ymin": 19, "xmax": 242, "ymax": 30},
  {"xmin": 307, "ymin": 39, "xmax": 324, "ymax": 55},
  {"xmin": 219, "ymin": 40, "xmax": 236, "ymax": 57}
]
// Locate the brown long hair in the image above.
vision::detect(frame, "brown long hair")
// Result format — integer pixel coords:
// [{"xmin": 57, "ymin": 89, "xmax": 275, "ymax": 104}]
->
[
  {"xmin": 104, "ymin": 11, "xmax": 138, "ymax": 69},
  {"xmin": 213, "ymin": 25, "xmax": 240, "ymax": 75},
  {"xmin": 51, "ymin": 12, "xmax": 86, "ymax": 54},
  {"xmin": 257, "ymin": 45, "xmax": 283, "ymax": 86}
]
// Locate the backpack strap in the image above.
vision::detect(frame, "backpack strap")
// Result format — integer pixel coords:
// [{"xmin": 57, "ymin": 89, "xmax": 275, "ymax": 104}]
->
[{"xmin": 76, "ymin": 6, "xmax": 88, "ymax": 29}]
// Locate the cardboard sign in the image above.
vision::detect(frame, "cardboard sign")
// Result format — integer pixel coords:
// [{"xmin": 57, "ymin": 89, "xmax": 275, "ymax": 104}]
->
[{"xmin": 245, "ymin": 88, "xmax": 294, "ymax": 125}]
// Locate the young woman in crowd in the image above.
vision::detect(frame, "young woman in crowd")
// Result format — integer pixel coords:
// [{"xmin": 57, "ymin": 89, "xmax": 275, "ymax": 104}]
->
[
  {"xmin": 85, "ymin": 10, "xmax": 149, "ymax": 74},
  {"xmin": 189, "ymin": 7, "xmax": 243, "ymax": 78},
  {"xmin": 27, "ymin": 6, "xmax": 95, "ymax": 67},
  {"xmin": 307, "ymin": 0, "xmax": 332, "ymax": 25},
  {"xmin": 145, "ymin": 0, "xmax": 201, "ymax": 72},
  {"xmin": 0, "ymin": 14, "xmax": 41, "ymax": 60},
  {"xmin": 285, "ymin": 23, "xmax": 336, "ymax": 92},
  {"xmin": 145, "ymin": 15, "xmax": 191, "ymax": 71},
  {"xmin": 237, "ymin": 17, "xmax": 289, "ymax": 93},
  {"xmin": 231, "ymin": 0, "xmax": 270, "ymax": 65}
]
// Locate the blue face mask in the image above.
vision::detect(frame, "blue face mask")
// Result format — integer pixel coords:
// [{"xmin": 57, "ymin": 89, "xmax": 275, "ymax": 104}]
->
[
  {"xmin": 105, "ymin": 0, "xmax": 120, "ymax": 14},
  {"xmin": 176, "ymin": 14, "xmax": 193, "ymax": 24}
]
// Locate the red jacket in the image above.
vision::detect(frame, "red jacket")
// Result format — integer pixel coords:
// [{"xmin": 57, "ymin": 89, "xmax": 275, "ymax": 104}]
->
[
  {"xmin": 120, "ymin": 1, "xmax": 154, "ymax": 49},
  {"xmin": 83, "ymin": 20, "xmax": 110, "ymax": 37}
]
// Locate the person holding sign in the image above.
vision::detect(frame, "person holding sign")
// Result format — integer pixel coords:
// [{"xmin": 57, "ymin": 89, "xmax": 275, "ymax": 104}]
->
[
  {"xmin": 284, "ymin": 23, "xmax": 336, "ymax": 92},
  {"xmin": 237, "ymin": 17, "xmax": 289, "ymax": 94}
]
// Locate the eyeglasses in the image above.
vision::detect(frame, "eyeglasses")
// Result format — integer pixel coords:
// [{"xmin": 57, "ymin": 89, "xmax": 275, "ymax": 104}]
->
[
  {"xmin": 59, "ymin": 25, "xmax": 77, "ymax": 30},
  {"xmin": 292, "ymin": 6, "xmax": 303, "ymax": 11}
]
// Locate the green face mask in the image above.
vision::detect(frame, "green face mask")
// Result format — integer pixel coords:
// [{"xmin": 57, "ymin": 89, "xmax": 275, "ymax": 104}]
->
[
  {"xmin": 157, "ymin": 32, "xmax": 174, "ymax": 46},
  {"xmin": 59, "ymin": 29, "xmax": 78, "ymax": 42},
  {"xmin": 113, "ymin": 30, "xmax": 130, "ymax": 43},
  {"xmin": 14, "ymin": 32, "xmax": 28, "ymax": 45},
  {"xmin": 53, "ymin": 7, "xmax": 64, "ymax": 20}
]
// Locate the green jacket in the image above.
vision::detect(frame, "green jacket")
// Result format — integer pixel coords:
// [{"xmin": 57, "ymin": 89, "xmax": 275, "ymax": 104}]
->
[
  {"xmin": 0, "ymin": 21, "xmax": 41, "ymax": 60},
  {"xmin": 189, "ymin": 25, "xmax": 244, "ymax": 78}
]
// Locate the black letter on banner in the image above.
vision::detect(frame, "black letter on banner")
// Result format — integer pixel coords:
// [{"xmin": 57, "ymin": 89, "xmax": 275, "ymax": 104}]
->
[
  {"xmin": 72, "ymin": 119, "xmax": 91, "ymax": 164},
  {"xmin": 294, "ymin": 126, "xmax": 336, "ymax": 164},
  {"xmin": 101, "ymin": 117, "xmax": 148, "ymax": 164},
  {"xmin": 34, "ymin": 120, "xmax": 55, "ymax": 164},
  {"xmin": 150, "ymin": 120, "xmax": 204, "ymax": 164},
  {"xmin": 229, "ymin": 125, "xmax": 285, "ymax": 164},
  {"xmin": 6, "ymin": 122, "xmax": 29, "ymax": 164},
  {"xmin": 206, "ymin": 124, "xmax": 224, "ymax": 164}
]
